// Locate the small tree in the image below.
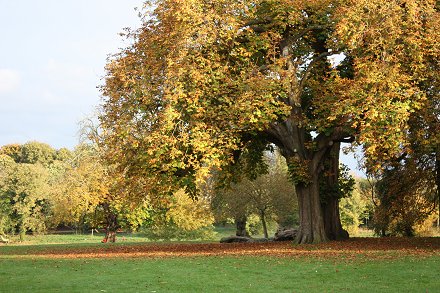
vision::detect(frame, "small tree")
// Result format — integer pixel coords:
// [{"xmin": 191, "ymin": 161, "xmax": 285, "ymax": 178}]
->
[
  {"xmin": 339, "ymin": 188, "xmax": 370, "ymax": 235},
  {"xmin": 212, "ymin": 151, "xmax": 297, "ymax": 238},
  {"xmin": 0, "ymin": 143, "xmax": 74, "ymax": 238},
  {"xmin": 50, "ymin": 144, "xmax": 108, "ymax": 233},
  {"xmin": 211, "ymin": 184, "xmax": 252, "ymax": 237}
]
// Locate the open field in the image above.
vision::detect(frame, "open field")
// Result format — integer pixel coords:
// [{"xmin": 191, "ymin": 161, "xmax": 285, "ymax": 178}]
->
[
  {"xmin": 0, "ymin": 226, "xmax": 239, "ymax": 246},
  {"xmin": 1, "ymin": 237, "xmax": 439, "ymax": 292}
]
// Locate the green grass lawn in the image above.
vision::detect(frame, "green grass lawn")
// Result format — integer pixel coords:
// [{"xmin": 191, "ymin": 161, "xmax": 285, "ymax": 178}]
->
[
  {"xmin": 1, "ymin": 233, "xmax": 438, "ymax": 292},
  {"xmin": 3, "ymin": 226, "xmax": 238, "ymax": 246},
  {"xmin": 2, "ymin": 232, "xmax": 152, "ymax": 245},
  {"xmin": 0, "ymin": 255, "xmax": 439, "ymax": 292}
]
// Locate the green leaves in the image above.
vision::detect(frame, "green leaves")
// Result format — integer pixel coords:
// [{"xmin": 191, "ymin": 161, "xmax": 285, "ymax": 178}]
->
[
  {"xmin": 0, "ymin": 154, "xmax": 52, "ymax": 235},
  {"xmin": 287, "ymin": 157, "xmax": 312, "ymax": 186}
]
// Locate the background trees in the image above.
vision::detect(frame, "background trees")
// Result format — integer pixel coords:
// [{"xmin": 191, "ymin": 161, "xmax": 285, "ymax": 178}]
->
[
  {"xmin": 0, "ymin": 142, "xmax": 134, "ymax": 240},
  {"xmin": 50, "ymin": 144, "xmax": 108, "ymax": 233},
  {"xmin": 0, "ymin": 141, "xmax": 216, "ymax": 241},
  {"xmin": 373, "ymin": 162, "xmax": 437, "ymax": 237},
  {"xmin": 0, "ymin": 142, "xmax": 59, "ymax": 238},
  {"xmin": 143, "ymin": 189, "xmax": 215, "ymax": 240},
  {"xmin": 339, "ymin": 184, "xmax": 371, "ymax": 235},
  {"xmin": 0, "ymin": 140, "xmax": 437, "ymax": 240},
  {"xmin": 212, "ymin": 151, "xmax": 297, "ymax": 238}
]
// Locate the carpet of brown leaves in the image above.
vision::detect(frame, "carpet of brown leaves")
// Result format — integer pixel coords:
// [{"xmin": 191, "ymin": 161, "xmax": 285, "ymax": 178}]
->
[{"xmin": 6, "ymin": 237, "xmax": 440, "ymax": 260}]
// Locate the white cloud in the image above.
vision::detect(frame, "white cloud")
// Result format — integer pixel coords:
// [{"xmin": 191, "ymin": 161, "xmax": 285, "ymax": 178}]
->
[{"xmin": 0, "ymin": 69, "xmax": 20, "ymax": 94}]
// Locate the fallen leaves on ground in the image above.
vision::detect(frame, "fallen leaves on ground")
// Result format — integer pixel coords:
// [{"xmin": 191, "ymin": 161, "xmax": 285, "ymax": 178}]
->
[{"xmin": 2, "ymin": 237, "xmax": 439, "ymax": 260}]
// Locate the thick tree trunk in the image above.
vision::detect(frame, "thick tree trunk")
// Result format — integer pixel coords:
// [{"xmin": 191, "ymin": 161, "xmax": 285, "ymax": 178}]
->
[
  {"xmin": 17, "ymin": 219, "xmax": 26, "ymax": 241},
  {"xmin": 321, "ymin": 142, "xmax": 349, "ymax": 240},
  {"xmin": 274, "ymin": 131, "xmax": 331, "ymax": 244},
  {"xmin": 294, "ymin": 176, "xmax": 328, "ymax": 244},
  {"xmin": 267, "ymin": 106, "xmax": 350, "ymax": 244},
  {"xmin": 235, "ymin": 215, "xmax": 249, "ymax": 237},
  {"xmin": 322, "ymin": 197, "xmax": 349, "ymax": 240}
]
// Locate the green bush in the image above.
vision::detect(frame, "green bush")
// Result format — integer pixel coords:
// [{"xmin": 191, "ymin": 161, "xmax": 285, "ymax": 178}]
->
[{"xmin": 141, "ymin": 224, "xmax": 216, "ymax": 241}]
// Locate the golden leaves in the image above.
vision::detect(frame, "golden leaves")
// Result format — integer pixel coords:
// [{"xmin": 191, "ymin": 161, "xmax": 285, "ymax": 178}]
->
[
  {"xmin": 166, "ymin": 189, "xmax": 214, "ymax": 231},
  {"xmin": 329, "ymin": 0, "xmax": 439, "ymax": 168},
  {"xmin": 99, "ymin": 0, "xmax": 439, "ymax": 198}
]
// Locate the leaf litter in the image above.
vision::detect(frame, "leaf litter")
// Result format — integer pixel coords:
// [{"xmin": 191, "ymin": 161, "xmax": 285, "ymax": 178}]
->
[{"xmin": 2, "ymin": 237, "xmax": 439, "ymax": 260}]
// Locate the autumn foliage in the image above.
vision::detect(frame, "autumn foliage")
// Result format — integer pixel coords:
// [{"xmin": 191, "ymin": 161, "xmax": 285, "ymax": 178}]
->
[{"xmin": 98, "ymin": 0, "xmax": 440, "ymax": 243}]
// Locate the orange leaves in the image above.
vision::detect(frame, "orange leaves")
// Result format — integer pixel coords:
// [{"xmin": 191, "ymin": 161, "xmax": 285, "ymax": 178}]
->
[
  {"xmin": 335, "ymin": 0, "xmax": 439, "ymax": 68},
  {"xmin": 10, "ymin": 238, "xmax": 440, "ymax": 259}
]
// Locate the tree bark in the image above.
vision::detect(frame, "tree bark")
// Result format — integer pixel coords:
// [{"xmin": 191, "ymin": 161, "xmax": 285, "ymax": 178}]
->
[
  {"xmin": 294, "ymin": 175, "xmax": 328, "ymax": 244},
  {"xmin": 322, "ymin": 197, "xmax": 349, "ymax": 240},
  {"xmin": 267, "ymin": 122, "xmax": 332, "ymax": 244},
  {"xmin": 321, "ymin": 142, "xmax": 349, "ymax": 240},
  {"xmin": 264, "ymin": 73, "xmax": 351, "ymax": 244},
  {"xmin": 235, "ymin": 215, "xmax": 249, "ymax": 237}
]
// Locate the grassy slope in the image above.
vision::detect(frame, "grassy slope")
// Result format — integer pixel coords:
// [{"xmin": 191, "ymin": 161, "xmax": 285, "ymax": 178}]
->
[{"xmin": 0, "ymin": 256, "xmax": 439, "ymax": 292}]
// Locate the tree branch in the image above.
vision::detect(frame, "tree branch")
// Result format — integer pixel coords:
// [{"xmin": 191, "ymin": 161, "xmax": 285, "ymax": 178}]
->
[
  {"xmin": 335, "ymin": 136, "xmax": 355, "ymax": 143},
  {"xmin": 310, "ymin": 127, "xmax": 353, "ymax": 172},
  {"xmin": 242, "ymin": 17, "xmax": 274, "ymax": 33},
  {"xmin": 288, "ymin": 25, "xmax": 325, "ymax": 44},
  {"xmin": 297, "ymin": 51, "xmax": 337, "ymax": 95}
]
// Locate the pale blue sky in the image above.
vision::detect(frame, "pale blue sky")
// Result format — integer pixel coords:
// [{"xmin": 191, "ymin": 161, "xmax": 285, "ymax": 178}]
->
[
  {"xmin": 0, "ymin": 1, "xmax": 361, "ymax": 173},
  {"xmin": 0, "ymin": 0, "xmax": 142, "ymax": 149}
]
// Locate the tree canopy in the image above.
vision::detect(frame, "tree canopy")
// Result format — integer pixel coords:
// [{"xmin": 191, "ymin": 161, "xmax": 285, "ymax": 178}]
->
[{"xmin": 99, "ymin": 0, "xmax": 440, "ymax": 243}]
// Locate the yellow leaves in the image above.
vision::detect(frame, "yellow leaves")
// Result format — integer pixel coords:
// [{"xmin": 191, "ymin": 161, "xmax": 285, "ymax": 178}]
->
[
  {"xmin": 330, "ymin": 51, "xmax": 426, "ymax": 164},
  {"xmin": 231, "ymin": 46, "xmax": 254, "ymax": 59},
  {"xmin": 335, "ymin": 0, "xmax": 440, "ymax": 79},
  {"xmin": 335, "ymin": 0, "xmax": 403, "ymax": 54},
  {"xmin": 166, "ymin": 189, "xmax": 214, "ymax": 231},
  {"xmin": 100, "ymin": 0, "xmax": 439, "ymax": 207}
]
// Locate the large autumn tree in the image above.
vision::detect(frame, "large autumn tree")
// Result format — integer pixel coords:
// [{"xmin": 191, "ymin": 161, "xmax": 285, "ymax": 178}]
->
[{"xmin": 99, "ymin": 0, "xmax": 439, "ymax": 243}]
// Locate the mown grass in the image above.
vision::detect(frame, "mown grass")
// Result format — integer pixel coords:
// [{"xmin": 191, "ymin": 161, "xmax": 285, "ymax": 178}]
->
[
  {"xmin": 1, "ymin": 226, "xmax": 382, "ymax": 247},
  {"xmin": 1, "ymin": 233, "xmax": 438, "ymax": 292},
  {"xmin": 0, "ymin": 255, "xmax": 439, "ymax": 292},
  {"xmin": 3, "ymin": 226, "xmax": 238, "ymax": 246},
  {"xmin": 2, "ymin": 232, "xmax": 152, "ymax": 245}
]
